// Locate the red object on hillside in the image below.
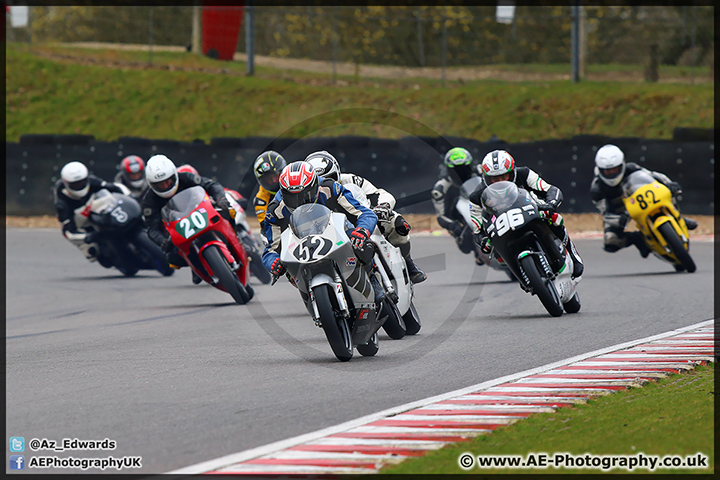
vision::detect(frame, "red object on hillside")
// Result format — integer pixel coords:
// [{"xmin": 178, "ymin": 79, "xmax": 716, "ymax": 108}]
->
[{"xmin": 202, "ymin": 3, "xmax": 244, "ymax": 61}]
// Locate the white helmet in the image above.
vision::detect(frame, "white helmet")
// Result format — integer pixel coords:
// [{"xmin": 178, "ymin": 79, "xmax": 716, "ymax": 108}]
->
[
  {"xmin": 146, "ymin": 154, "xmax": 179, "ymax": 199},
  {"xmin": 480, "ymin": 150, "xmax": 516, "ymax": 185},
  {"xmin": 60, "ymin": 161, "xmax": 90, "ymax": 199},
  {"xmin": 594, "ymin": 144, "xmax": 625, "ymax": 187},
  {"xmin": 304, "ymin": 151, "xmax": 340, "ymax": 181}
]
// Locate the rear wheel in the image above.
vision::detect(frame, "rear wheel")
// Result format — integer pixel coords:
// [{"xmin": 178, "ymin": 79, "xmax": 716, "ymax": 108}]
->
[
  {"xmin": 381, "ymin": 298, "xmax": 406, "ymax": 339},
  {"xmin": 356, "ymin": 332, "xmax": 379, "ymax": 357},
  {"xmin": 402, "ymin": 301, "xmax": 422, "ymax": 335},
  {"xmin": 658, "ymin": 222, "xmax": 696, "ymax": 273},
  {"xmin": 563, "ymin": 292, "xmax": 581, "ymax": 314},
  {"xmin": 202, "ymin": 245, "xmax": 249, "ymax": 304},
  {"xmin": 519, "ymin": 255, "xmax": 564, "ymax": 317},
  {"xmin": 314, "ymin": 285, "xmax": 353, "ymax": 361}
]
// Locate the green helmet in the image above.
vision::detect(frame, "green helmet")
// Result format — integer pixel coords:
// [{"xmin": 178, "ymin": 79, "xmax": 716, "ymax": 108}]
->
[{"xmin": 443, "ymin": 147, "xmax": 473, "ymax": 168}]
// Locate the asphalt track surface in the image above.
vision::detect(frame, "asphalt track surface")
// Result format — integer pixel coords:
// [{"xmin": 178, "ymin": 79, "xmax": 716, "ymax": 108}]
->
[{"xmin": 5, "ymin": 229, "xmax": 714, "ymax": 474}]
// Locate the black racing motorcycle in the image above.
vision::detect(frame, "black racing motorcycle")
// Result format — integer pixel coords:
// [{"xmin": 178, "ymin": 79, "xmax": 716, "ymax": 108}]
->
[
  {"xmin": 86, "ymin": 189, "xmax": 174, "ymax": 277},
  {"xmin": 481, "ymin": 181, "xmax": 582, "ymax": 317}
]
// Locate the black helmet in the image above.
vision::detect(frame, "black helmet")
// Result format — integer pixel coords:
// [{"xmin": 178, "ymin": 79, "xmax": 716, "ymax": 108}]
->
[{"xmin": 253, "ymin": 151, "xmax": 287, "ymax": 193}]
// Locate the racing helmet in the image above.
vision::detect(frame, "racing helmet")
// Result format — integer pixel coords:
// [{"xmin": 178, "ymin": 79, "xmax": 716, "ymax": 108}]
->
[
  {"xmin": 443, "ymin": 147, "xmax": 474, "ymax": 186},
  {"xmin": 253, "ymin": 151, "xmax": 287, "ymax": 193},
  {"xmin": 481, "ymin": 150, "xmax": 516, "ymax": 185},
  {"xmin": 594, "ymin": 144, "xmax": 626, "ymax": 187},
  {"xmin": 60, "ymin": 161, "xmax": 90, "ymax": 199},
  {"xmin": 279, "ymin": 161, "xmax": 319, "ymax": 211},
  {"xmin": 304, "ymin": 150, "xmax": 340, "ymax": 181},
  {"xmin": 145, "ymin": 154, "xmax": 179, "ymax": 199},
  {"xmin": 119, "ymin": 155, "xmax": 146, "ymax": 189}
]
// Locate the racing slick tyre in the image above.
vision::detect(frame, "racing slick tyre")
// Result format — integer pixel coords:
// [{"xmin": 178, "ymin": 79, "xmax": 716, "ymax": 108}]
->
[
  {"xmin": 314, "ymin": 284, "xmax": 353, "ymax": 361},
  {"xmin": 202, "ymin": 245, "xmax": 250, "ymax": 305},
  {"xmin": 563, "ymin": 292, "xmax": 581, "ymax": 314},
  {"xmin": 381, "ymin": 297, "xmax": 407, "ymax": 339},
  {"xmin": 658, "ymin": 222, "xmax": 696, "ymax": 273},
  {"xmin": 519, "ymin": 255, "xmax": 564, "ymax": 317},
  {"xmin": 402, "ymin": 301, "xmax": 422, "ymax": 335}
]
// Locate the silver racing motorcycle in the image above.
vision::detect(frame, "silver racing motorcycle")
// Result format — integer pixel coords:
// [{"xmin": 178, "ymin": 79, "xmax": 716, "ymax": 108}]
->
[{"xmin": 275, "ymin": 203, "xmax": 414, "ymax": 361}]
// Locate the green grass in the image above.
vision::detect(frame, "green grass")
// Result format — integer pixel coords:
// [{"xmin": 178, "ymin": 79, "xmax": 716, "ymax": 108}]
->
[
  {"xmin": 5, "ymin": 42, "xmax": 714, "ymax": 143},
  {"xmin": 380, "ymin": 363, "xmax": 714, "ymax": 475}
]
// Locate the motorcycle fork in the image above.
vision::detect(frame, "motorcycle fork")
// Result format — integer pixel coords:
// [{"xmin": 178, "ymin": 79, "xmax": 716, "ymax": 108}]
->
[{"xmin": 372, "ymin": 246, "xmax": 398, "ymax": 302}]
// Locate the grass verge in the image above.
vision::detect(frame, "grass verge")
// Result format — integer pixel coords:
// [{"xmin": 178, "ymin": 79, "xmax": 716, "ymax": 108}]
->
[
  {"xmin": 380, "ymin": 363, "xmax": 714, "ymax": 475},
  {"xmin": 6, "ymin": 42, "xmax": 714, "ymax": 143}
]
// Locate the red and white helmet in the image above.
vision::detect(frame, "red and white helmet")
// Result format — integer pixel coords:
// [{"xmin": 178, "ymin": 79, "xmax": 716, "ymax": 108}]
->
[
  {"xmin": 176, "ymin": 164, "xmax": 200, "ymax": 176},
  {"xmin": 481, "ymin": 150, "xmax": 516, "ymax": 185},
  {"xmin": 279, "ymin": 161, "xmax": 319, "ymax": 211},
  {"xmin": 120, "ymin": 155, "xmax": 146, "ymax": 189}
]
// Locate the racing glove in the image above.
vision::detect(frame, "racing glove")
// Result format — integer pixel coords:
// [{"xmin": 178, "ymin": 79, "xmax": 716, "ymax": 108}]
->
[
  {"xmin": 474, "ymin": 232, "xmax": 492, "ymax": 254},
  {"xmin": 394, "ymin": 215, "xmax": 411, "ymax": 236},
  {"xmin": 349, "ymin": 227, "xmax": 371, "ymax": 250},
  {"xmin": 270, "ymin": 258, "xmax": 286, "ymax": 276},
  {"xmin": 372, "ymin": 203, "xmax": 393, "ymax": 221}
]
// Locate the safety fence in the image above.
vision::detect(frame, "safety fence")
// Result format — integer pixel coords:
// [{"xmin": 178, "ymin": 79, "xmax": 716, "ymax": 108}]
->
[
  {"xmin": 5, "ymin": 5, "xmax": 714, "ymax": 84},
  {"xmin": 6, "ymin": 131, "xmax": 714, "ymax": 217}
]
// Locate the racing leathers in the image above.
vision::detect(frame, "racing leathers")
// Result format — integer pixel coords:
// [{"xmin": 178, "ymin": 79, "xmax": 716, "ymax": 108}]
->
[
  {"xmin": 338, "ymin": 173, "xmax": 426, "ymax": 283},
  {"xmin": 589, "ymin": 162, "xmax": 694, "ymax": 254},
  {"xmin": 141, "ymin": 171, "xmax": 232, "ymax": 267},
  {"xmin": 251, "ymin": 183, "xmax": 275, "ymax": 225},
  {"xmin": 261, "ymin": 177, "xmax": 386, "ymax": 304},
  {"xmin": 54, "ymin": 176, "xmax": 125, "ymax": 266},
  {"xmin": 468, "ymin": 166, "xmax": 585, "ymax": 279},
  {"xmin": 431, "ymin": 164, "xmax": 485, "ymax": 262}
]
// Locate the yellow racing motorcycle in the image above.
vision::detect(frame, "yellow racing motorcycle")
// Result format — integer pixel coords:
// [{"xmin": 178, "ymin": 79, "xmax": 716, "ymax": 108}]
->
[{"xmin": 621, "ymin": 170, "xmax": 696, "ymax": 273}]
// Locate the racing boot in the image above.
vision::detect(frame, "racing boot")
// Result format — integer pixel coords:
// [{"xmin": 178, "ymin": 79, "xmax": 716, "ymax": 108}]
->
[
  {"xmin": 191, "ymin": 271, "xmax": 203, "ymax": 284},
  {"xmin": 367, "ymin": 267, "xmax": 386, "ymax": 305},
  {"xmin": 683, "ymin": 217, "xmax": 698, "ymax": 231},
  {"xmin": 627, "ymin": 231, "xmax": 651, "ymax": 258},
  {"xmin": 399, "ymin": 243, "xmax": 427, "ymax": 283}
]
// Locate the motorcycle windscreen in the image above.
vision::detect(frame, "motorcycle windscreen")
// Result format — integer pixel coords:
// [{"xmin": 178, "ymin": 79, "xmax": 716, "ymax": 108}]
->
[
  {"xmin": 461, "ymin": 176, "xmax": 483, "ymax": 198},
  {"xmin": 621, "ymin": 170, "xmax": 656, "ymax": 198},
  {"xmin": 289, "ymin": 203, "xmax": 332, "ymax": 238},
  {"xmin": 161, "ymin": 186, "xmax": 206, "ymax": 223},
  {"xmin": 90, "ymin": 189, "xmax": 119, "ymax": 214},
  {"xmin": 480, "ymin": 181, "xmax": 521, "ymax": 217}
]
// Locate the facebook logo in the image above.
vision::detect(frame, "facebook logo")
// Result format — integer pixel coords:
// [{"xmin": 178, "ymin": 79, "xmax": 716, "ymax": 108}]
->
[
  {"xmin": 10, "ymin": 437, "xmax": 25, "ymax": 452},
  {"xmin": 10, "ymin": 455, "xmax": 24, "ymax": 470}
]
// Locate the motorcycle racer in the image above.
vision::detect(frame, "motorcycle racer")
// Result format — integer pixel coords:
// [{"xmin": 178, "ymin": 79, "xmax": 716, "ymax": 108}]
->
[
  {"xmin": 431, "ymin": 146, "xmax": 485, "ymax": 265},
  {"xmin": 54, "ymin": 161, "xmax": 125, "ymax": 266},
  {"xmin": 141, "ymin": 154, "xmax": 235, "ymax": 269},
  {"xmin": 469, "ymin": 149, "xmax": 585, "ymax": 279},
  {"xmin": 305, "ymin": 150, "xmax": 427, "ymax": 284},
  {"xmin": 114, "ymin": 155, "xmax": 148, "ymax": 201},
  {"xmin": 261, "ymin": 161, "xmax": 386, "ymax": 305},
  {"xmin": 591, "ymin": 144, "xmax": 698, "ymax": 256},
  {"xmin": 250, "ymin": 150, "xmax": 287, "ymax": 225}
]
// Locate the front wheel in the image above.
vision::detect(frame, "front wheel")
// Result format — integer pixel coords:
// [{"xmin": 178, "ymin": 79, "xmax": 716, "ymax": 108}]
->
[
  {"xmin": 402, "ymin": 301, "xmax": 422, "ymax": 335},
  {"xmin": 202, "ymin": 245, "xmax": 250, "ymax": 305},
  {"xmin": 314, "ymin": 285, "xmax": 353, "ymax": 361},
  {"xmin": 381, "ymin": 298, "xmax": 406, "ymax": 339},
  {"xmin": 658, "ymin": 222, "xmax": 696, "ymax": 273},
  {"xmin": 519, "ymin": 255, "xmax": 564, "ymax": 317}
]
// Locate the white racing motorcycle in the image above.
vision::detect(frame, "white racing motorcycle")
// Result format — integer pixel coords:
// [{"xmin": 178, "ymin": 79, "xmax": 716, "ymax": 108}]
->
[
  {"xmin": 456, "ymin": 177, "xmax": 516, "ymax": 280},
  {"xmin": 275, "ymin": 201, "xmax": 419, "ymax": 361}
]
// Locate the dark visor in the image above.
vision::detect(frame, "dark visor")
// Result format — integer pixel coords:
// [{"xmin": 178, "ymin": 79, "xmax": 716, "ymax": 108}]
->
[
  {"xmin": 67, "ymin": 179, "xmax": 88, "ymax": 191},
  {"xmin": 151, "ymin": 178, "xmax": 175, "ymax": 193}
]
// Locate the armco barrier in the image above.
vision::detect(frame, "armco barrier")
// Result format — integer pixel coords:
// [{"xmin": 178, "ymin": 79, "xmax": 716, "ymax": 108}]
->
[{"xmin": 5, "ymin": 135, "xmax": 714, "ymax": 217}]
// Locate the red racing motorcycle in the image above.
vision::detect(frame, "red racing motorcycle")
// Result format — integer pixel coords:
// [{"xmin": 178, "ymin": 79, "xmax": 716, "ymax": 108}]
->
[{"xmin": 161, "ymin": 186, "xmax": 254, "ymax": 304}]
